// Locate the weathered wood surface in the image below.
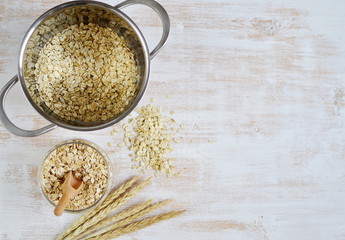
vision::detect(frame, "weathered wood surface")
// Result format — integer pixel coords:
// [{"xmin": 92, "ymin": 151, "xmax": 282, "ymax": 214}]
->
[{"xmin": 1, "ymin": 0, "xmax": 345, "ymax": 239}]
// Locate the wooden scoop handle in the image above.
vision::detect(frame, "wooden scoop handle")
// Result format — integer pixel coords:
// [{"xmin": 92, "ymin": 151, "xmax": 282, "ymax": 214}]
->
[{"xmin": 54, "ymin": 192, "xmax": 71, "ymax": 216}]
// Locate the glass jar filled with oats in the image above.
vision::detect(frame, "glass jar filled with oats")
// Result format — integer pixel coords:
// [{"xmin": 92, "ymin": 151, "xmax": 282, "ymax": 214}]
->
[{"xmin": 39, "ymin": 139, "xmax": 113, "ymax": 212}]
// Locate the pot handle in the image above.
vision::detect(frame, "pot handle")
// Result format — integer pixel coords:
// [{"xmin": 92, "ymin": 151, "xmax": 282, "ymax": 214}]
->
[
  {"xmin": 0, "ymin": 75, "xmax": 57, "ymax": 137},
  {"xmin": 115, "ymin": 0, "xmax": 170, "ymax": 59}
]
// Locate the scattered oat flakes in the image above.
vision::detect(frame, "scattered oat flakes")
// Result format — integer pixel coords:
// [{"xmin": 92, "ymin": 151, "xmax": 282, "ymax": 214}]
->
[
  {"xmin": 123, "ymin": 104, "xmax": 180, "ymax": 177},
  {"xmin": 110, "ymin": 128, "xmax": 120, "ymax": 135}
]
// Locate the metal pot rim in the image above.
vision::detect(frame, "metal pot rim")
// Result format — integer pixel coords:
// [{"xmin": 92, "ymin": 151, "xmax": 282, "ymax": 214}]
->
[{"xmin": 18, "ymin": 0, "xmax": 150, "ymax": 131}]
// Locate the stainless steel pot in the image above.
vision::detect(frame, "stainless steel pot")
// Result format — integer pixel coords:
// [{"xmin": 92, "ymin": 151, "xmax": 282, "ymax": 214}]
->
[{"xmin": 0, "ymin": 0, "xmax": 170, "ymax": 137}]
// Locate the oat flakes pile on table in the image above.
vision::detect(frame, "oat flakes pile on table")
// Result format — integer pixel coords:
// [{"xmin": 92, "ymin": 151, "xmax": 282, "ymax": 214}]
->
[
  {"xmin": 33, "ymin": 22, "xmax": 138, "ymax": 122},
  {"xmin": 119, "ymin": 104, "xmax": 182, "ymax": 177},
  {"xmin": 41, "ymin": 142, "xmax": 108, "ymax": 210}
]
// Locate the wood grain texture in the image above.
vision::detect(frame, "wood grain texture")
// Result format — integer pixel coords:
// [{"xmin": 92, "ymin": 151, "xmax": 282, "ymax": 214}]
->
[{"xmin": 1, "ymin": 0, "xmax": 345, "ymax": 239}]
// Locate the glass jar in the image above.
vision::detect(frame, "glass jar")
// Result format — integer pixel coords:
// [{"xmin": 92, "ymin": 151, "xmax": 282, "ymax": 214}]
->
[{"xmin": 38, "ymin": 139, "xmax": 113, "ymax": 213}]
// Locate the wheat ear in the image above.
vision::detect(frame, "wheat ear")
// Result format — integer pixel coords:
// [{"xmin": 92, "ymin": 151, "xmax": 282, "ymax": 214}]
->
[
  {"xmin": 84, "ymin": 199, "xmax": 172, "ymax": 239},
  {"xmin": 75, "ymin": 199, "xmax": 153, "ymax": 239},
  {"xmin": 86, "ymin": 210, "xmax": 185, "ymax": 240},
  {"xmin": 99, "ymin": 176, "xmax": 139, "ymax": 209},
  {"xmin": 65, "ymin": 177, "xmax": 153, "ymax": 240},
  {"xmin": 56, "ymin": 176, "xmax": 138, "ymax": 240}
]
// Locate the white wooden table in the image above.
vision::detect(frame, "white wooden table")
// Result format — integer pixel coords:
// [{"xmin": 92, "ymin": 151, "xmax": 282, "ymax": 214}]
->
[{"xmin": 1, "ymin": 0, "xmax": 345, "ymax": 239}]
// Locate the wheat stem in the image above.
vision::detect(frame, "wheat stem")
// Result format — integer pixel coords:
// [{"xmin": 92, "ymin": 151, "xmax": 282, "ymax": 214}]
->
[
  {"xmin": 65, "ymin": 177, "xmax": 153, "ymax": 240},
  {"xmin": 75, "ymin": 199, "xmax": 153, "ymax": 239},
  {"xmin": 84, "ymin": 199, "xmax": 172, "ymax": 239},
  {"xmin": 56, "ymin": 176, "xmax": 138, "ymax": 240},
  {"xmin": 85, "ymin": 210, "xmax": 185, "ymax": 240}
]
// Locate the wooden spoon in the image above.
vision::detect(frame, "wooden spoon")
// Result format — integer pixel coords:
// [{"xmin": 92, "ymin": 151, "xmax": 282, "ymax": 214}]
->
[{"xmin": 54, "ymin": 171, "xmax": 83, "ymax": 216}]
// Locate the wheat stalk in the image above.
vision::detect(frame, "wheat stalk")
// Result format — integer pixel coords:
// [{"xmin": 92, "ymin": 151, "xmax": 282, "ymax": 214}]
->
[
  {"xmin": 56, "ymin": 176, "xmax": 138, "ymax": 240},
  {"xmin": 75, "ymin": 199, "xmax": 153, "ymax": 239},
  {"xmin": 99, "ymin": 176, "xmax": 139, "ymax": 209},
  {"xmin": 65, "ymin": 177, "xmax": 153, "ymax": 240},
  {"xmin": 83, "ymin": 199, "xmax": 173, "ymax": 239},
  {"xmin": 85, "ymin": 210, "xmax": 185, "ymax": 240}
]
